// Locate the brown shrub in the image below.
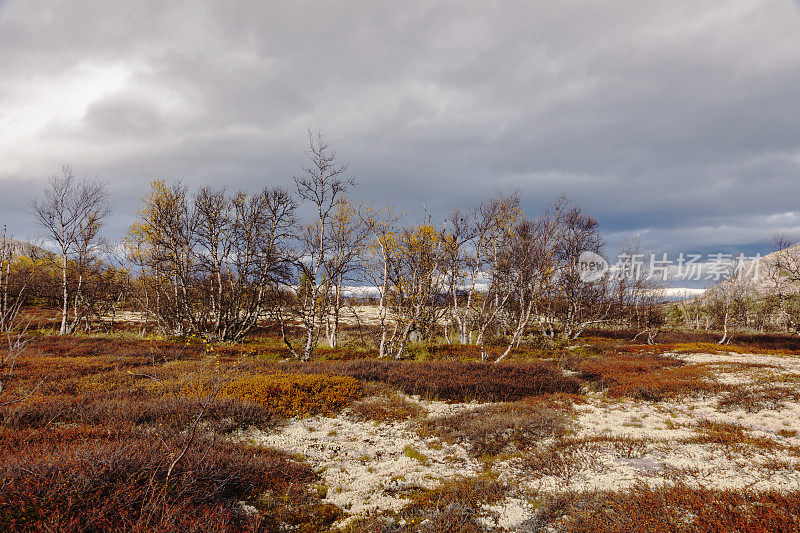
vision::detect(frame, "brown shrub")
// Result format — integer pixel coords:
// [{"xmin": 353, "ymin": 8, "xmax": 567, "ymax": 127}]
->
[
  {"xmin": 0, "ymin": 334, "xmax": 357, "ymax": 531},
  {"xmin": 535, "ymin": 485, "xmax": 800, "ymax": 532},
  {"xmin": 4, "ymin": 336, "xmax": 207, "ymax": 399},
  {"xmin": 520, "ymin": 438, "xmax": 598, "ymax": 482},
  {"xmin": 577, "ymin": 352, "xmax": 682, "ymax": 377},
  {"xmin": 651, "ymin": 341, "xmax": 800, "ymax": 357},
  {"xmin": 401, "ymin": 475, "xmax": 507, "ymax": 533},
  {"xmin": 27, "ymin": 336, "xmax": 204, "ymax": 364},
  {"xmin": 603, "ymin": 435, "xmax": 649, "ymax": 459},
  {"xmin": 688, "ymin": 419, "xmax": 781, "ymax": 454},
  {"xmin": 348, "ymin": 393, "xmax": 426, "ymax": 423},
  {"xmin": 718, "ymin": 386, "xmax": 800, "ymax": 412},
  {"xmin": 691, "ymin": 419, "xmax": 752, "ymax": 445},
  {"xmin": 0, "ymin": 432, "xmax": 335, "ymax": 532},
  {"xmin": 1, "ymin": 396, "xmax": 281, "ymax": 433},
  {"xmin": 347, "ymin": 475, "xmax": 506, "ymax": 533},
  {"xmin": 425, "ymin": 343, "xmax": 483, "ymax": 360},
  {"xmin": 420, "ymin": 397, "xmax": 573, "ymax": 458},
  {"xmin": 303, "ymin": 360, "xmax": 582, "ymax": 402},
  {"xmin": 0, "ymin": 334, "xmax": 580, "ymax": 531},
  {"xmin": 583, "ymin": 328, "xmax": 800, "ymax": 354}
]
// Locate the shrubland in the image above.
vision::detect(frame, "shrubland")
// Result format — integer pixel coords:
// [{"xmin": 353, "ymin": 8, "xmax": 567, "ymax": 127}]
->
[{"xmin": 3, "ymin": 322, "xmax": 800, "ymax": 531}]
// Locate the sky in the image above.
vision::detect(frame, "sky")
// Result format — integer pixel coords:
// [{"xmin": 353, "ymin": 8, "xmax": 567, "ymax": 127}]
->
[{"xmin": 2, "ymin": 0, "xmax": 800, "ymax": 285}]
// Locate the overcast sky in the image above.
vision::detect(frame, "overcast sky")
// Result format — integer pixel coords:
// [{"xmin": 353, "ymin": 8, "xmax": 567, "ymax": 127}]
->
[{"xmin": 2, "ymin": 0, "xmax": 800, "ymax": 270}]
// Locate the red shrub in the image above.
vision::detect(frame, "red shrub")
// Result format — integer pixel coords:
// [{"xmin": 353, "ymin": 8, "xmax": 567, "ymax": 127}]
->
[
  {"xmin": 0, "ymin": 432, "xmax": 330, "ymax": 532},
  {"xmin": 542, "ymin": 485, "xmax": 800, "ymax": 532},
  {"xmin": 317, "ymin": 360, "xmax": 581, "ymax": 402}
]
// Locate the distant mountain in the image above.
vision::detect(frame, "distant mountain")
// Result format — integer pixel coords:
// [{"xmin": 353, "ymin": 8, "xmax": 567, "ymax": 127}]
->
[
  {"xmin": 703, "ymin": 241, "xmax": 800, "ymax": 299},
  {"xmin": 1, "ymin": 238, "xmax": 53, "ymax": 260}
]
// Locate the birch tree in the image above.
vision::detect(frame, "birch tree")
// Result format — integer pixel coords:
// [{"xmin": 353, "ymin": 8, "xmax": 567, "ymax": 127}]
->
[
  {"xmin": 384, "ymin": 221, "xmax": 447, "ymax": 358},
  {"xmin": 32, "ymin": 165, "xmax": 110, "ymax": 335},
  {"xmin": 493, "ymin": 217, "xmax": 557, "ymax": 362},
  {"xmin": 615, "ymin": 237, "xmax": 667, "ymax": 344},
  {"xmin": 289, "ymin": 130, "xmax": 354, "ymax": 360},
  {"xmin": 470, "ymin": 192, "xmax": 523, "ymax": 355},
  {"xmin": 549, "ymin": 196, "xmax": 611, "ymax": 339},
  {"xmin": 361, "ymin": 204, "xmax": 401, "ymax": 357},
  {"xmin": 323, "ymin": 197, "xmax": 372, "ymax": 348},
  {"xmin": 127, "ymin": 180, "xmax": 296, "ymax": 341},
  {"xmin": 766, "ymin": 235, "xmax": 800, "ymax": 334}
]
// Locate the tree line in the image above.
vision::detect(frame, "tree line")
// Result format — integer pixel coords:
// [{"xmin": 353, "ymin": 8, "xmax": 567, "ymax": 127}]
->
[{"xmin": 3, "ymin": 132, "xmax": 672, "ymax": 360}]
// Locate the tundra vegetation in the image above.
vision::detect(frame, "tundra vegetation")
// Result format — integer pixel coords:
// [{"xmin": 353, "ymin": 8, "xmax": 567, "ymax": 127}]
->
[{"xmin": 3, "ymin": 134, "xmax": 800, "ymax": 531}]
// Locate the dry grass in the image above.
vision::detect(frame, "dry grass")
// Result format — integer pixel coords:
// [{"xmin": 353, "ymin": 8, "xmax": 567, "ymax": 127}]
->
[
  {"xmin": 534, "ymin": 485, "xmax": 800, "ymax": 532},
  {"xmin": 348, "ymin": 392, "xmax": 426, "ymax": 423},
  {"xmin": 347, "ymin": 475, "xmax": 507, "ymax": 533},
  {"xmin": 718, "ymin": 385, "xmax": 800, "ymax": 412},
  {"xmin": 419, "ymin": 396, "xmax": 574, "ymax": 458}
]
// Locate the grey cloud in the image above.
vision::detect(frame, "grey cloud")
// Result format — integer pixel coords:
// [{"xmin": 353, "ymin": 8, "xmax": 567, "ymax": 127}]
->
[
  {"xmin": 83, "ymin": 94, "xmax": 166, "ymax": 138},
  {"xmin": 1, "ymin": 0, "xmax": 800, "ymax": 259}
]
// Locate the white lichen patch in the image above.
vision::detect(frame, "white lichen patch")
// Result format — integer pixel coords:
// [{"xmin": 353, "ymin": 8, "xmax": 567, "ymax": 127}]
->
[
  {"xmin": 237, "ymin": 397, "xmax": 484, "ymax": 525},
  {"xmin": 491, "ymin": 351, "xmax": 800, "ymax": 530},
  {"xmin": 235, "ymin": 352, "xmax": 800, "ymax": 532}
]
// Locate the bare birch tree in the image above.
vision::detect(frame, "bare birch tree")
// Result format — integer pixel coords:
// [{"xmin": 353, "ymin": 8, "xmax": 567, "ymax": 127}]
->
[
  {"xmin": 0, "ymin": 227, "xmax": 41, "ymax": 406},
  {"xmin": 440, "ymin": 192, "xmax": 523, "ymax": 348},
  {"xmin": 706, "ymin": 255, "xmax": 753, "ymax": 344},
  {"xmin": 549, "ymin": 196, "xmax": 611, "ymax": 339},
  {"xmin": 32, "ymin": 165, "xmax": 110, "ymax": 335},
  {"xmin": 491, "ymin": 218, "xmax": 551, "ymax": 362},
  {"xmin": 615, "ymin": 237, "xmax": 667, "ymax": 344},
  {"xmin": 288, "ymin": 130, "xmax": 354, "ymax": 360},
  {"xmin": 766, "ymin": 235, "xmax": 800, "ymax": 334}
]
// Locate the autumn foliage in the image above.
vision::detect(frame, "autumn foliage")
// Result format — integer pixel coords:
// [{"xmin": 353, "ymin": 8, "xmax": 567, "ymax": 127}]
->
[
  {"xmin": 220, "ymin": 373, "xmax": 362, "ymax": 418},
  {"xmin": 0, "ymin": 336, "xmax": 348, "ymax": 531},
  {"xmin": 302, "ymin": 359, "xmax": 582, "ymax": 402}
]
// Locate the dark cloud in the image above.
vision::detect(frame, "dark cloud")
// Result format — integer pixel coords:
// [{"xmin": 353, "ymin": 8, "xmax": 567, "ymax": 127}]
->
[{"xmin": 2, "ymin": 0, "xmax": 800, "ymax": 268}]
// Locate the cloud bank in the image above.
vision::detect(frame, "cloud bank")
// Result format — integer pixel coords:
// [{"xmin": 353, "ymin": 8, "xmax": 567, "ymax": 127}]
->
[{"xmin": 2, "ymin": 0, "xmax": 800, "ymax": 262}]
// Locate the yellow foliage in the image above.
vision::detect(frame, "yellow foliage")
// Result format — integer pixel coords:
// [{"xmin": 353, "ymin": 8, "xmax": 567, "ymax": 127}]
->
[
  {"xmin": 220, "ymin": 373, "xmax": 361, "ymax": 418},
  {"xmin": 124, "ymin": 179, "xmax": 186, "ymax": 267}
]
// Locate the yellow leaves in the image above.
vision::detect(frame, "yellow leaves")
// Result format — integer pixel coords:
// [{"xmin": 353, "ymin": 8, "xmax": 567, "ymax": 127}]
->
[
  {"xmin": 328, "ymin": 196, "xmax": 363, "ymax": 249},
  {"xmin": 494, "ymin": 200, "xmax": 523, "ymax": 239},
  {"xmin": 333, "ymin": 197, "xmax": 355, "ymax": 225},
  {"xmin": 370, "ymin": 231, "xmax": 399, "ymax": 257},
  {"xmin": 125, "ymin": 179, "xmax": 189, "ymax": 271}
]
